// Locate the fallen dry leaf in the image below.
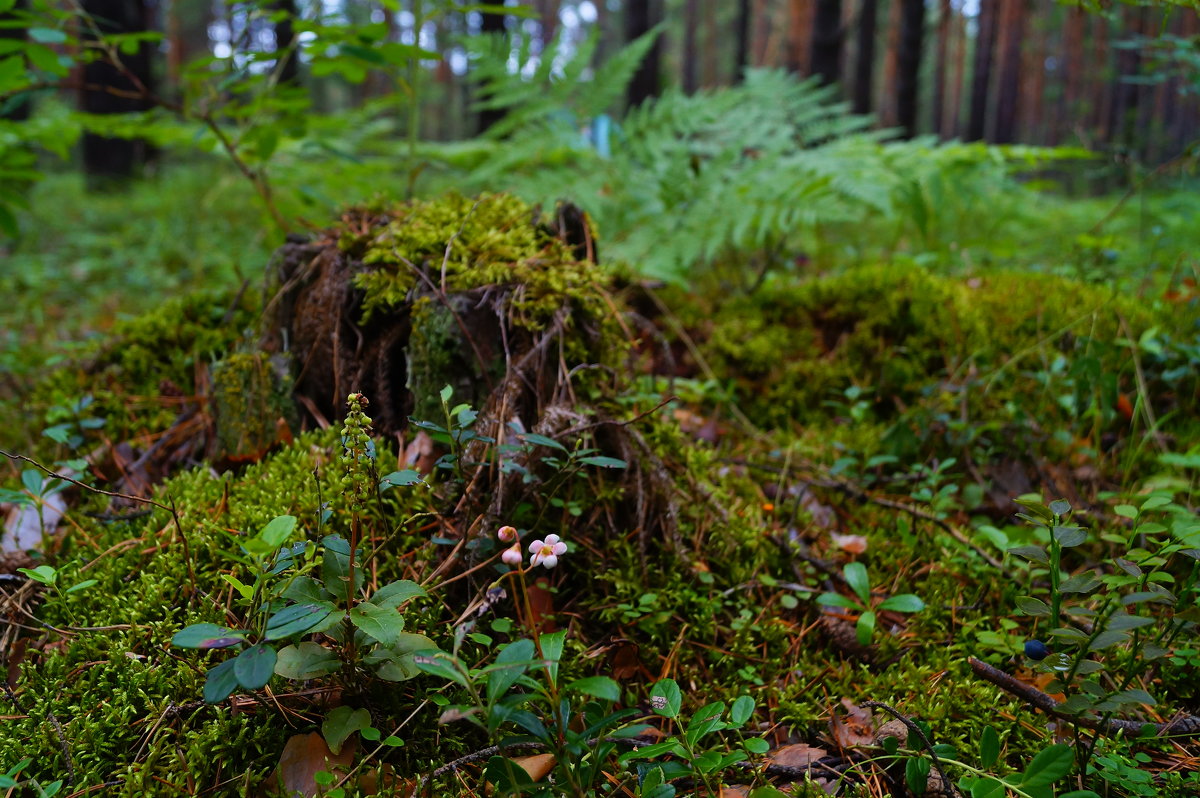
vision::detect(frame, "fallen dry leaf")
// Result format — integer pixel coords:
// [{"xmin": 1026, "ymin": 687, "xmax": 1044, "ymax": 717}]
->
[
  {"xmin": 829, "ymin": 699, "xmax": 876, "ymax": 748},
  {"xmin": 766, "ymin": 743, "xmax": 828, "ymax": 769},
  {"xmin": 830, "ymin": 532, "xmax": 868, "ymax": 554},
  {"xmin": 719, "ymin": 786, "xmax": 750, "ymax": 797},
  {"xmin": 512, "ymin": 754, "xmax": 556, "ymax": 782},
  {"xmin": 265, "ymin": 732, "xmax": 355, "ymax": 798}
]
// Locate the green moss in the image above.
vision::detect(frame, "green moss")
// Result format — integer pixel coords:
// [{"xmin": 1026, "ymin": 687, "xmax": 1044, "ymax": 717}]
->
[
  {"xmin": 350, "ymin": 192, "xmax": 604, "ymax": 331},
  {"xmin": 210, "ymin": 351, "xmax": 296, "ymax": 462}
]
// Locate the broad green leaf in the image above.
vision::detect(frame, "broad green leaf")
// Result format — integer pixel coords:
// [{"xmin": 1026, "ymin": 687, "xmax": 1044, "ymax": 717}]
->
[
  {"xmin": 539, "ymin": 629, "xmax": 567, "ymax": 684},
  {"xmin": 222, "ymin": 574, "xmax": 254, "ymax": 600},
  {"xmin": 321, "ymin": 534, "xmax": 363, "ymax": 601},
  {"xmin": 1052, "ymin": 526, "xmax": 1087, "ymax": 547},
  {"xmin": 730, "ymin": 695, "xmax": 754, "ymax": 726},
  {"xmin": 281, "ymin": 576, "xmax": 331, "ymax": 603},
  {"xmin": 979, "ymin": 725, "xmax": 1000, "ymax": 768},
  {"xmin": 816, "ymin": 592, "xmax": 859, "ymax": 610},
  {"xmin": 855, "ymin": 610, "xmax": 877, "ymax": 647},
  {"xmin": 203, "ymin": 659, "xmax": 239, "ymax": 703},
  {"xmin": 322, "ymin": 706, "xmax": 371, "ymax": 755},
  {"xmin": 21, "ymin": 469, "xmax": 42, "ymax": 496},
  {"xmin": 1105, "ymin": 688, "xmax": 1155, "ymax": 707},
  {"xmin": 521, "ymin": 432, "xmax": 567, "ymax": 451},
  {"xmin": 259, "ymin": 515, "xmax": 297, "ymax": 547},
  {"xmin": 369, "ymin": 579, "xmax": 425, "ymax": 608},
  {"xmin": 64, "ymin": 579, "xmax": 97, "ymax": 594},
  {"xmin": 233, "ymin": 644, "xmax": 277, "ymax": 690},
  {"xmin": 265, "ymin": 602, "xmax": 336, "ymax": 641},
  {"xmin": 379, "ymin": 470, "xmax": 422, "ymax": 490},
  {"xmin": 905, "ymin": 756, "xmax": 931, "ymax": 795},
  {"xmin": 411, "ymin": 651, "xmax": 468, "ymax": 686},
  {"xmin": 565, "ymin": 676, "xmax": 620, "ymax": 702},
  {"xmin": 1114, "ymin": 504, "xmax": 1139, "ymax": 519},
  {"xmin": 1048, "ymin": 499, "xmax": 1072, "ymax": 517},
  {"xmin": 1016, "ymin": 596, "xmax": 1051, "ymax": 616},
  {"xmin": 1008, "ymin": 545, "xmax": 1049, "ymax": 564},
  {"xmin": 1019, "ymin": 743, "xmax": 1073, "ymax": 787},
  {"xmin": 970, "ymin": 776, "xmax": 1006, "ymax": 798},
  {"xmin": 365, "ymin": 633, "xmax": 438, "ymax": 681},
  {"xmin": 684, "ymin": 701, "xmax": 726, "ymax": 747},
  {"xmin": 1104, "ymin": 614, "xmax": 1155, "ymax": 632},
  {"xmin": 173, "ymin": 623, "xmax": 246, "ymax": 649},
  {"xmin": 578, "ymin": 455, "xmax": 626, "ymax": 468},
  {"xmin": 842, "ymin": 562, "xmax": 871, "ymax": 604},
  {"xmin": 17, "ymin": 565, "xmax": 56, "ymax": 585},
  {"xmin": 1088, "ymin": 630, "xmax": 1130, "ymax": 652},
  {"xmin": 349, "ymin": 602, "xmax": 405, "ymax": 647},
  {"xmin": 650, "ymin": 678, "xmax": 682, "ymax": 718},
  {"xmin": 878, "ymin": 594, "xmax": 924, "ymax": 613},
  {"xmin": 28, "ymin": 28, "xmax": 68, "ymax": 45},
  {"xmin": 487, "ymin": 638, "xmax": 535, "ymax": 703},
  {"xmin": 275, "ymin": 642, "xmax": 340, "ymax": 680}
]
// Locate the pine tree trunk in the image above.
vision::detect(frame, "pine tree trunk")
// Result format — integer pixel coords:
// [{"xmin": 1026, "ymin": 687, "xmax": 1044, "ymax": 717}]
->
[
  {"xmin": 80, "ymin": 0, "xmax": 155, "ymax": 188},
  {"xmin": 931, "ymin": 0, "xmax": 951, "ymax": 136},
  {"xmin": 787, "ymin": 0, "xmax": 814, "ymax": 75},
  {"xmin": 992, "ymin": 0, "xmax": 1025, "ymax": 144},
  {"xmin": 626, "ymin": 0, "xmax": 663, "ymax": 108},
  {"xmin": 948, "ymin": 5, "xmax": 966, "ymax": 137},
  {"xmin": 735, "ymin": 0, "xmax": 752, "ymax": 81},
  {"xmin": 966, "ymin": 0, "xmax": 998, "ymax": 141},
  {"xmin": 1052, "ymin": 6, "xmax": 1084, "ymax": 146},
  {"xmin": 810, "ymin": 0, "xmax": 842, "ymax": 86},
  {"xmin": 538, "ymin": 0, "xmax": 559, "ymax": 47},
  {"xmin": 895, "ymin": 0, "xmax": 924, "ymax": 138},
  {"xmin": 477, "ymin": 8, "xmax": 507, "ymax": 132},
  {"xmin": 274, "ymin": 0, "xmax": 299, "ymax": 85},
  {"xmin": 685, "ymin": 0, "xmax": 701, "ymax": 92},
  {"xmin": 852, "ymin": 0, "xmax": 878, "ymax": 114}
]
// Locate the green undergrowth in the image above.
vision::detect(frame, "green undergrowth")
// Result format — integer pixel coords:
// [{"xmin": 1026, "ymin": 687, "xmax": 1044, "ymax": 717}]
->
[{"xmin": 670, "ymin": 263, "xmax": 1200, "ymax": 476}]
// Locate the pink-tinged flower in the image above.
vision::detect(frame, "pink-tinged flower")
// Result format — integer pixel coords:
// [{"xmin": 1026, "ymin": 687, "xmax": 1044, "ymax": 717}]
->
[
  {"xmin": 501, "ymin": 543, "xmax": 523, "ymax": 567},
  {"xmin": 529, "ymin": 534, "xmax": 568, "ymax": 569},
  {"xmin": 497, "ymin": 525, "xmax": 517, "ymax": 543}
]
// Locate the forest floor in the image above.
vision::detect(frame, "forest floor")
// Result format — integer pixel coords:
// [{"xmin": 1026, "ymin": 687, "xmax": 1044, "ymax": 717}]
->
[{"xmin": 1, "ymin": 167, "xmax": 1199, "ymax": 798}]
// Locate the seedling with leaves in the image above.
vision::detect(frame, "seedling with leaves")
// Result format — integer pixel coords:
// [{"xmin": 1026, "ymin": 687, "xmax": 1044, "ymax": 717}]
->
[
  {"xmin": 1008, "ymin": 496, "xmax": 1199, "ymax": 731},
  {"xmin": 816, "ymin": 561, "xmax": 925, "ymax": 646}
]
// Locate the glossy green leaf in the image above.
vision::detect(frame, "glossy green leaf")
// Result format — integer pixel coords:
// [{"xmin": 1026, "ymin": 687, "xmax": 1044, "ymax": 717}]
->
[
  {"xmin": 203, "ymin": 659, "xmax": 239, "ymax": 703},
  {"xmin": 349, "ymin": 602, "xmax": 405, "ymax": 647},
  {"xmin": 173, "ymin": 623, "xmax": 246, "ymax": 649},
  {"xmin": 265, "ymin": 602, "xmax": 336, "ymax": 641},
  {"xmin": 369, "ymin": 579, "xmax": 425, "ymax": 608},
  {"xmin": 1019, "ymin": 743, "xmax": 1073, "ymax": 787},
  {"xmin": 843, "ymin": 562, "xmax": 871, "ymax": 604},
  {"xmin": 565, "ymin": 675, "xmax": 620, "ymax": 702},
  {"xmin": 275, "ymin": 642, "xmax": 340, "ymax": 680},
  {"xmin": 650, "ymin": 678, "xmax": 682, "ymax": 718},
  {"xmin": 979, "ymin": 725, "xmax": 1000, "ymax": 768},
  {"xmin": 322, "ymin": 706, "xmax": 370, "ymax": 755},
  {"xmin": 233, "ymin": 644, "xmax": 277, "ymax": 690},
  {"xmin": 855, "ymin": 610, "xmax": 877, "ymax": 646},
  {"xmin": 878, "ymin": 593, "xmax": 924, "ymax": 613},
  {"xmin": 486, "ymin": 638, "xmax": 535, "ymax": 703}
]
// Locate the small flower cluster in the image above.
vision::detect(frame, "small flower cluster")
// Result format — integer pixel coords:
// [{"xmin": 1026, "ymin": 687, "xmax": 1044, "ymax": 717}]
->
[
  {"xmin": 340, "ymin": 393, "xmax": 373, "ymax": 497},
  {"xmin": 496, "ymin": 526, "xmax": 568, "ymax": 570}
]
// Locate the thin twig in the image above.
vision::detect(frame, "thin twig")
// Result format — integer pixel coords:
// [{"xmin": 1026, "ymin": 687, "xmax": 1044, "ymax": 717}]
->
[
  {"xmin": 4, "ymin": 683, "xmax": 75, "ymax": 788},
  {"xmin": 862, "ymin": 700, "xmax": 954, "ymax": 797},
  {"xmin": 968, "ymin": 657, "xmax": 1200, "ymax": 736}
]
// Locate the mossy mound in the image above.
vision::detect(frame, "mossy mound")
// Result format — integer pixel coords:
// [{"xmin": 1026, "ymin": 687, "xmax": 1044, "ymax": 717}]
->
[
  {"xmin": 268, "ymin": 192, "xmax": 617, "ymax": 434},
  {"xmin": 671, "ymin": 264, "xmax": 1194, "ymax": 468}
]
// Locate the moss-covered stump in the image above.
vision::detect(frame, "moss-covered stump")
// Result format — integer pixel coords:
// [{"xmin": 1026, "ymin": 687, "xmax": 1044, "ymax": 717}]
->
[{"xmin": 267, "ymin": 193, "xmax": 616, "ymax": 437}]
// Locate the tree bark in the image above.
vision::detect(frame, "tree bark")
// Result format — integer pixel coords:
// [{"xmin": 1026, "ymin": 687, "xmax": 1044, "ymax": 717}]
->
[
  {"xmin": 810, "ymin": 0, "xmax": 841, "ymax": 86},
  {"xmin": 538, "ymin": 0, "xmax": 559, "ymax": 48},
  {"xmin": 852, "ymin": 0, "xmax": 878, "ymax": 114},
  {"xmin": 966, "ymin": 0, "xmax": 998, "ymax": 141},
  {"xmin": 1106, "ymin": 6, "xmax": 1143, "ymax": 149},
  {"xmin": 477, "ymin": 7, "xmax": 507, "ymax": 132},
  {"xmin": 273, "ymin": 0, "xmax": 299, "ymax": 85},
  {"xmin": 895, "ymin": 0, "xmax": 924, "ymax": 138},
  {"xmin": 684, "ymin": 0, "xmax": 700, "ymax": 92},
  {"xmin": 735, "ymin": 0, "xmax": 752, "ymax": 82},
  {"xmin": 1052, "ymin": 5, "xmax": 1084, "ymax": 146},
  {"xmin": 931, "ymin": 0, "xmax": 951, "ymax": 136},
  {"xmin": 80, "ymin": 0, "xmax": 155, "ymax": 188},
  {"xmin": 992, "ymin": 0, "xmax": 1025, "ymax": 144},
  {"xmin": 786, "ymin": 0, "xmax": 813, "ymax": 76},
  {"xmin": 626, "ymin": 0, "xmax": 663, "ymax": 108}
]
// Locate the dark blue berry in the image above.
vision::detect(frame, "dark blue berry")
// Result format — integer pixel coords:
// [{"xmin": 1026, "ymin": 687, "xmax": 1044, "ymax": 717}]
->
[{"xmin": 1024, "ymin": 640, "xmax": 1050, "ymax": 661}]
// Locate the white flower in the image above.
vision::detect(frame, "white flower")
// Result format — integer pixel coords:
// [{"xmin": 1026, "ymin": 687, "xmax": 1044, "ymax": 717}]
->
[
  {"xmin": 501, "ymin": 543, "xmax": 523, "ymax": 566},
  {"xmin": 529, "ymin": 534, "xmax": 568, "ymax": 569},
  {"xmin": 496, "ymin": 525, "xmax": 517, "ymax": 543}
]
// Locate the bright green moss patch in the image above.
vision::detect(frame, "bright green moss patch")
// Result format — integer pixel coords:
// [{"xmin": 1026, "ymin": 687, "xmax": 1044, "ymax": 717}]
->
[{"xmin": 351, "ymin": 192, "xmax": 603, "ymax": 330}]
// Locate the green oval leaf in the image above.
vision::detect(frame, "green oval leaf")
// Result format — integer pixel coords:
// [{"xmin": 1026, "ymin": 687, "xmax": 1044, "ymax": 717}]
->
[
  {"xmin": 487, "ymin": 638, "xmax": 535, "ymax": 703},
  {"xmin": 1019, "ymin": 743, "xmax": 1073, "ymax": 787},
  {"xmin": 203, "ymin": 659, "xmax": 239, "ymax": 703},
  {"xmin": 322, "ymin": 706, "xmax": 371, "ymax": 755},
  {"xmin": 234, "ymin": 644, "xmax": 277, "ymax": 690},
  {"xmin": 842, "ymin": 562, "xmax": 871, "ymax": 605},
  {"xmin": 173, "ymin": 623, "xmax": 246, "ymax": 649},
  {"xmin": 349, "ymin": 602, "xmax": 405, "ymax": 647},
  {"xmin": 565, "ymin": 675, "xmax": 620, "ymax": 702}
]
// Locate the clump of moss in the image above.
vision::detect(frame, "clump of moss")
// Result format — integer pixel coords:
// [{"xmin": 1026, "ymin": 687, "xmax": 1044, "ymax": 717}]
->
[
  {"xmin": 351, "ymin": 192, "xmax": 603, "ymax": 330},
  {"xmin": 210, "ymin": 351, "xmax": 296, "ymax": 462}
]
